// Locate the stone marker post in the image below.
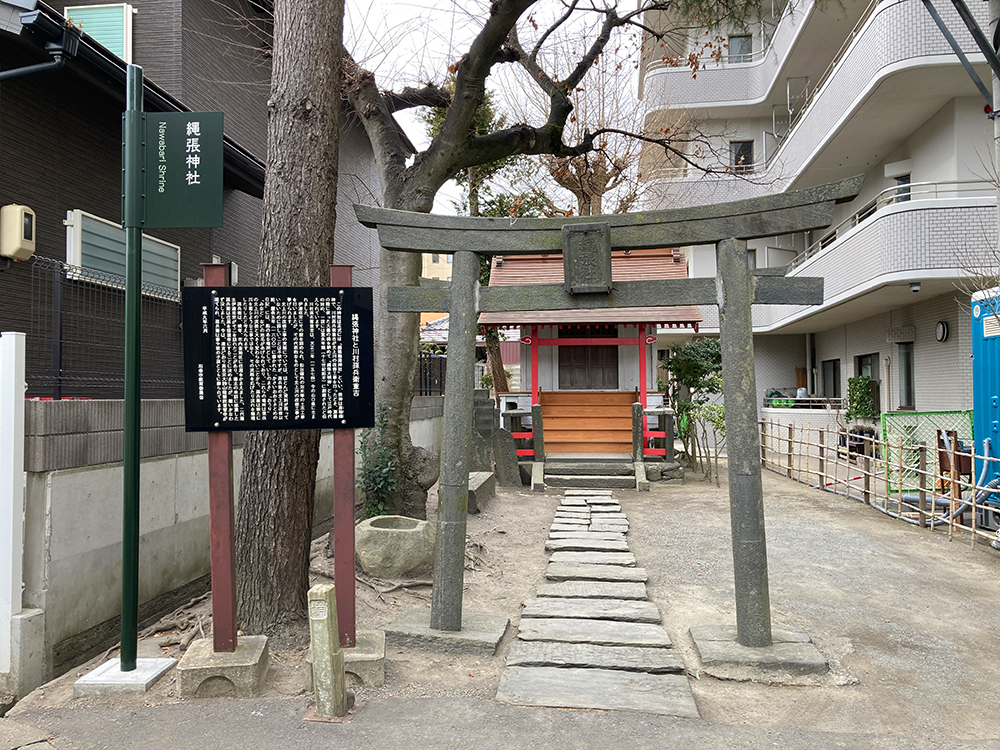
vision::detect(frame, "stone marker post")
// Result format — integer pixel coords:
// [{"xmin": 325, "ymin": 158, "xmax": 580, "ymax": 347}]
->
[
  {"xmin": 308, "ymin": 583, "xmax": 349, "ymax": 718},
  {"xmin": 717, "ymin": 238, "xmax": 772, "ymax": 648},
  {"xmin": 430, "ymin": 249, "xmax": 479, "ymax": 631}
]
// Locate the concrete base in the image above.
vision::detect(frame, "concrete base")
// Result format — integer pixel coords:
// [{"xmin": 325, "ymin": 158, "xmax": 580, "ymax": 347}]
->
[
  {"xmin": 175, "ymin": 635, "xmax": 268, "ymax": 699},
  {"xmin": 343, "ymin": 630, "xmax": 385, "ymax": 687},
  {"xmin": 385, "ymin": 607, "xmax": 511, "ymax": 657},
  {"xmin": 634, "ymin": 462, "xmax": 649, "ymax": 492},
  {"xmin": 690, "ymin": 624, "xmax": 828, "ymax": 683},
  {"xmin": 73, "ymin": 657, "xmax": 176, "ymax": 697},
  {"xmin": 2, "ymin": 608, "xmax": 45, "ymax": 699},
  {"xmin": 531, "ymin": 462, "xmax": 545, "ymax": 492}
]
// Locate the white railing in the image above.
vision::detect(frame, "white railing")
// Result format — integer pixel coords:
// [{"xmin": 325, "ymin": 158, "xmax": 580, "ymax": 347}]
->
[{"xmin": 786, "ymin": 180, "xmax": 996, "ymax": 272}]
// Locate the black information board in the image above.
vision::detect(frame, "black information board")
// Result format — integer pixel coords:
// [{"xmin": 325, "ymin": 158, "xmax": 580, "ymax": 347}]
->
[{"xmin": 182, "ymin": 287, "xmax": 375, "ymax": 431}]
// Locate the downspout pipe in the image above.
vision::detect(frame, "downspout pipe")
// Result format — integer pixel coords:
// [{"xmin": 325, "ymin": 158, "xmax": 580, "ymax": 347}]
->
[{"xmin": 0, "ymin": 15, "xmax": 80, "ymax": 83}]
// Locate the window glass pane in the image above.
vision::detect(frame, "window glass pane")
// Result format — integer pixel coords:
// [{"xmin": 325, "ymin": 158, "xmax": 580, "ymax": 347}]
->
[
  {"xmin": 822, "ymin": 359, "xmax": 840, "ymax": 398},
  {"xmin": 898, "ymin": 342, "xmax": 914, "ymax": 407},
  {"xmin": 729, "ymin": 35, "xmax": 752, "ymax": 62},
  {"xmin": 896, "ymin": 174, "xmax": 911, "ymax": 203},
  {"xmin": 730, "ymin": 141, "xmax": 753, "ymax": 173}
]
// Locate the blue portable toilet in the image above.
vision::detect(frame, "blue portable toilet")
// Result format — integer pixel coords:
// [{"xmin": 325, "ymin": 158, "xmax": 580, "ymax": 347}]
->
[{"xmin": 972, "ymin": 290, "xmax": 1000, "ymax": 530}]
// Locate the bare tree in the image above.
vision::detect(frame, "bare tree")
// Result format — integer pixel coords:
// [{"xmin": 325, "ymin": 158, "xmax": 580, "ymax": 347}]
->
[{"xmin": 343, "ymin": 0, "xmax": 767, "ymax": 519}]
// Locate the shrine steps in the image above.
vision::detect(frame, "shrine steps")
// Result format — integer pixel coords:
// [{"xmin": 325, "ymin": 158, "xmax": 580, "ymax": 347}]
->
[{"xmin": 544, "ymin": 457, "xmax": 636, "ymax": 490}]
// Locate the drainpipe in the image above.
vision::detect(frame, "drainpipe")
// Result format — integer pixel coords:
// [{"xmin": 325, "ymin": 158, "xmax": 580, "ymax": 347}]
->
[{"xmin": 0, "ymin": 17, "xmax": 81, "ymax": 83}]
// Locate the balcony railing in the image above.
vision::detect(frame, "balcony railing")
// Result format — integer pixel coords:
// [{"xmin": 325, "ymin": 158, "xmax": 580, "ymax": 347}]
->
[{"xmin": 786, "ymin": 180, "xmax": 995, "ymax": 272}]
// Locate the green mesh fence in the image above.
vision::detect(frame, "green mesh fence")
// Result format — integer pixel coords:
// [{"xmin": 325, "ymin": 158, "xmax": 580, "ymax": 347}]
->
[{"xmin": 880, "ymin": 410, "xmax": 973, "ymax": 495}]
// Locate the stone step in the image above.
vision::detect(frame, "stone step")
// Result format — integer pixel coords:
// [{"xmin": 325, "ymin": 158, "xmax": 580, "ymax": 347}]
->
[
  {"xmin": 546, "ymin": 475, "xmax": 634, "ymax": 489},
  {"xmin": 550, "ymin": 523, "xmax": 596, "ymax": 533},
  {"xmin": 506, "ymin": 641, "xmax": 685, "ymax": 674},
  {"xmin": 496, "ymin": 666, "xmax": 698, "ymax": 717},
  {"xmin": 546, "ymin": 563, "xmax": 648, "ymax": 583},
  {"xmin": 544, "ymin": 538, "xmax": 630, "ymax": 553},
  {"xmin": 521, "ymin": 597, "xmax": 661, "ymax": 624},
  {"xmin": 548, "ymin": 531, "xmax": 626, "ymax": 541},
  {"xmin": 545, "ymin": 463, "xmax": 634, "ymax": 477},
  {"xmin": 564, "ymin": 489, "xmax": 614, "ymax": 496},
  {"xmin": 559, "ymin": 497, "xmax": 589, "ymax": 506},
  {"xmin": 549, "ymin": 551, "xmax": 635, "ymax": 567},
  {"xmin": 517, "ymin": 617, "xmax": 673, "ymax": 648},
  {"xmin": 589, "ymin": 505, "xmax": 623, "ymax": 513},
  {"xmin": 536, "ymin": 579, "xmax": 647, "ymax": 600},
  {"xmin": 591, "ymin": 523, "xmax": 629, "ymax": 534}
]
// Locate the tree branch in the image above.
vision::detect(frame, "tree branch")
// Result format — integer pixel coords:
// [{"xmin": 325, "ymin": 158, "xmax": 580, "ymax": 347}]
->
[{"xmin": 383, "ymin": 84, "xmax": 451, "ymax": 113}]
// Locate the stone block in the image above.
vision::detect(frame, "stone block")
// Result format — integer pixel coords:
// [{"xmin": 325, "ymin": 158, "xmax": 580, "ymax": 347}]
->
[
  {"xmin": 469, "ymin": 426, "xmax": 492, "ymax": 473},
  {"xmin": 355, "ymin": 515, "xmax": 435, "ymax": 578},
  {"xmin": 516, "ymin": 617, "xmax": 673, "ymax": 648},
  {"xmin": 385, "ymin": 607, "xmax": 510, "ymax": 657},
  {"xmin": 546, "ymin": 562, "xmax": 647, "ymax": 582},
  {"xmin": 536, "ymin": 580, "xmax": 647, "ymax": 600},
  {"xmin": 544, "ymin": 538, "xmax": 629, "ymax": 553},
  {"xmin": 521, "ymin": 597, "xmax": 662, "ymax": 623},
  {"xmin": 531, "ymin": 461, "xmax": 545, "ymax": 492},
  {"xmin": 506, "ymin": 641, "xmax": 684, "ymax": 674},
  {"xmin": 468, "ymin": 471, "xmax": 496, "ymax": 514},
  {"xmin": 343, "ymin": 630, "xmax": 385, "ymax": 687},
  {"xmin": 176, "ymin": 635, "xmax": 269, "ymax": 699},
  {"xmin": 549, "ymin": 551, "xmax": 636, "ymax": 567},
  {"xmin": 492, "ymin": 429, "xmax": 521, "ymax": 487},
  {"xmin": 689, "ymin": 624, "xmax": 828, "ymax": 680}
]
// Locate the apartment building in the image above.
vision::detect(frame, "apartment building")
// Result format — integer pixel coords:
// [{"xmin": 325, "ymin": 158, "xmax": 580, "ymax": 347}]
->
[{"xmin": 640, "ymin": 0, "xmax": 996, "ymax": 415}]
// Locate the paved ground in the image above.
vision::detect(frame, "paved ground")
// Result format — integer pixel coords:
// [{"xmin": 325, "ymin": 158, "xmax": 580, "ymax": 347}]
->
[{"xmin": 6, "ymin": 465, "xmax": 1000, "ymax": 749}]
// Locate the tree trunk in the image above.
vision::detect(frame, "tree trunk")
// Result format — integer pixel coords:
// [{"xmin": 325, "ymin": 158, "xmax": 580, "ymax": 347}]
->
[{"xmin": 235, "ymin": 0, "xmax": 344, "ymax": 634}]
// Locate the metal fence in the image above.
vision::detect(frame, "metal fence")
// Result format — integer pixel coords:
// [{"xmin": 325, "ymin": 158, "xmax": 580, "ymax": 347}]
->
[
  {"xmin": 27, "ymin": 256, "xmax": 184, "ymax": 399},
  {"xmin": 416, "ymin": 352, "xmax": 446, "ymax": 396}
]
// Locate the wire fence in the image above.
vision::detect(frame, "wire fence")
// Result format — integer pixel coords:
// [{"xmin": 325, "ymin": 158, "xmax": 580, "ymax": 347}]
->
[
  {"xmin": 27, "ymin": 256, "xmax": 184, "ymax": 399},
  {"xmin": 760, "ymin": 418, "xmax": 1000, "ymax": 548}
]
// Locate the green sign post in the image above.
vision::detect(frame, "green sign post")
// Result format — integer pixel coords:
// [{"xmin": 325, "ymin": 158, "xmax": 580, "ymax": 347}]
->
[
  {"xmin": 145, "ymin": 111, "xmax": 223, "ymax": 228},
  {"xmin": 120, "ymin": 68, "xmax": 223, "ymax": 673}
]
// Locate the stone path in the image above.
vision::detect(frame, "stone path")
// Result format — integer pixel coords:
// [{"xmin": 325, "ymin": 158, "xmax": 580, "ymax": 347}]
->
[{"xmin": 496, "ymin": 490, "xmax": 699, "ymax": 717}]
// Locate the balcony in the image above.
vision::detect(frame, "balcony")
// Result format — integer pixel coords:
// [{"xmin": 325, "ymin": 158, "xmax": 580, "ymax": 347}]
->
[
  {"xmin": 643, "ymin": 0, "xmax": 990, "ymax": 209},
  {"xmin": 694, "ymin": 182, "xmax": 998, "ymax": 333}
]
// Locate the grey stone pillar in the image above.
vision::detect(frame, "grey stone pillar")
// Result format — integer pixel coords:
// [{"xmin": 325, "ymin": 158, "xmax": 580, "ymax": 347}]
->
[
  {"xmin": 430, "ymin": 249, "xmax": 478, "ymax": 631},
  {"xmin": 632, "ymin": 402, "xmax": 643, "ymax": 462},
  {"xmin": 531, "ymin": 403, "xmax": 545, "ymax": 462},
  {"xmin": 717, "ymin": 238, "xmax": 773, "ymax": 648}
]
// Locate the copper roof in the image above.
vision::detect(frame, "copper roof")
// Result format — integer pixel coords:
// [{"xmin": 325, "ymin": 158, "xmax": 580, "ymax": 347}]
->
[{"xmin": 478, "ymin": 248, "xmax": 703, "ymax": 327}]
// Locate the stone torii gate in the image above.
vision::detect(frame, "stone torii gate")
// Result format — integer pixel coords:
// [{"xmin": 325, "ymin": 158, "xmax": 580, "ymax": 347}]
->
[{"xmin": 356, "ymin": 175, "xmax": 863, "ymax": 648}]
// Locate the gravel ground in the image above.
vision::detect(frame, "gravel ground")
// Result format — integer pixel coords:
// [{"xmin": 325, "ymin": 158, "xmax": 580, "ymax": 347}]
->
[{"xmin": 11, "ymin": 462, "xmax": 1000, "ymax": 743}]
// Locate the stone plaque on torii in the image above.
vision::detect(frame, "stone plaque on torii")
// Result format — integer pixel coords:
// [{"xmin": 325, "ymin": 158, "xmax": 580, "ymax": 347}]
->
[{"xmin": 356, "ymin": 175, "xmax": 863, "ymax": 648}]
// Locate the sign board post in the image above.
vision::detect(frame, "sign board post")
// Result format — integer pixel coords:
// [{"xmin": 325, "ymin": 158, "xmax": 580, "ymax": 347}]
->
[
  {"xmin": 329, "ymin": 265, "xmax": 356, "ymax": 648},
  {"xmin": 202, "ymin": 263, "xmax": 238, "ymax": 652}
]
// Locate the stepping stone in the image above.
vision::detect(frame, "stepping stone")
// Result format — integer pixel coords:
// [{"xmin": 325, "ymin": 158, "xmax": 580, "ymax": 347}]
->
[
  {"xmin": 551, "ymin": 517, "xmax": 590, "ymax": 525},
  {"xmin": 554, "ymin": 512, "xmax": 591, "ymax": 519},
  {"xmin": 550, "ymin": 551, "xmax": 636, "ymax": 567},
  {"xmin": 556, "ymin": 505, "xmax": 591, "ymax": 512},
  {"xmin": 591, "ymin": 524, "xmax": 629, "ymax": 534},
  {"xmin": 585, "ymin": 496, "xmax": 620, "ymax": 504},
  {"xmin": 590, "ymin": 512, "xmax": 628, "ymax": 521},
  {"xmin": 546, "ymin": 563, "xmax": 648, "ymax": 583},
  {"xmin": 551, "ymin": 524, "xmax": 595, "ymax": 532},
  {"xmin": 506, "ymin": 641, "xmax": 685, "ymax": 674},
  {"xmin": 544, "ymin": 538, "xmax": 630, "ymax": 553},
  {"xmin": 496, "ymin": 666, "xmax": 698, "ymax": 717},
  {"xmin": 559, "ymin": 497, "xmax": 589, "ymax": 506},
  {"xmin": 565, "ymin": 489, "xmax": 613, "ymax": 496},
  {"xmin": 517, "ymin": 617, "xmax": 673, "ymax": 647},
  {"xmin": 521, "ymin": 597, "xmax": 661, "ymax": 623},
  {"xmin": 590, "ymin": 505, "xmax": 623, "ymax": 513},
  {"xmin": 548, "ymin": 531, "xmax": 625, "ymax": 541},
  {"xmin": 537, "ymin": 580, "xmax": 648, "ymax": 600}
]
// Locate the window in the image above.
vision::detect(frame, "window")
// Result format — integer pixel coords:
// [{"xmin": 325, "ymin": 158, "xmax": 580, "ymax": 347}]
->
[
  {"xmin": 728, "ymin": 35, "xmax": 752, "ymax": 63},
  {"xmin": 898, "ymin": 342, "xmax": 915, "ymax": 409},
  {"xmin": 446, "ymin": 255, "xmax": 452, "ymax": 263},
  {"xmin": 856, "ymin": 353, "xmax": 878, "ymax": 379},
  {"xmin": 895, "ymin": 174, "xmax": 911, "ymax": 203},
  {"xmin": 747, "ymin": 249, "xmax": 756, "ymax": 269},
  {"xmin": 65, "ymin": 210, "xmax": 180, "ymax": 292},
  {"xmin": 730, "ymin": 141, "xmax": 754, "ymax": 173},
  {"xmin": 65, "ymin": 4, "xmax": 135, "ymax": 63},
  {"xmin": 822, "ymin": 359, "xmax": 841, "ymax": 398}
]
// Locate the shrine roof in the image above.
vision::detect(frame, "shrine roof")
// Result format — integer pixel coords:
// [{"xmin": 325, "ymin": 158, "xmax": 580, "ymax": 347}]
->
[{"xmin": 479, "ymin": 248, "xmax": 703, "ymax": 327}]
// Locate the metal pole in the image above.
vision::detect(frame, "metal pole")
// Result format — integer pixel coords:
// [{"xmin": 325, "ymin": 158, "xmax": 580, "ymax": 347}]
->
[
  {"xmin": 717, "ymin": 237, "xmax": 773, "ymax": 648},
  {"xmin": 330, "ymin": 265, "xmax": 356, "ymax": 648},
  {"xmin": 203, "ymin": 263, "xmax": 237, "ymax": 653},
  {"xmin": 430, "ymin": 249, "xmax": 478, "ymax": 631},
  {"xmin": 120, "ymin": 63, "xmax": 144, "ymax": 672}
]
